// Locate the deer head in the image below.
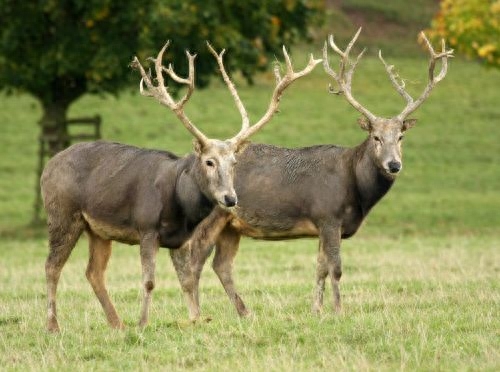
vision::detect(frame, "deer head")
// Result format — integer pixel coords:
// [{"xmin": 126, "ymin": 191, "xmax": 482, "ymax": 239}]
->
[
  {"xmin": 131, "ymin": 41, "xmax": 321, "ymax": 207},
  {"xmin": 323, "ymin": 28, "xmax": 453, "ymax": 178}
]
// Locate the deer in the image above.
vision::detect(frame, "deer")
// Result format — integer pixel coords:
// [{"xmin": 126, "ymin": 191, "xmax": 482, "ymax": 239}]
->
[
  {"xmin": 178, "ymin": 29, "xmax": 453, "ymax": 320},
  {"xmin": 41, "ymin": 41, "xmax": 321, "ymax": 332}
]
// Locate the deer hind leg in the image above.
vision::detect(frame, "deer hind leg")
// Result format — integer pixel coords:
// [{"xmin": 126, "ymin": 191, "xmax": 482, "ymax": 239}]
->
[
  {"xmin": 314, "ymin": 225, "xmax": 342, "ymax": 314},
  {"xmin": 85, "ymin": 231, "xmax": 124, "ymax": 329},
  {"xmin": 312, "ymin": 239, "xmax": 328, "ymax": 314},
  {"xmin": 213, "ymin": 227, "xmax": 249, "ymax": 317},
  {"xmin": 45, "ymin": 212, "xmax": 85, "ymax": 332},
  {"xmin": 138, "ymin": 232, "xmax": 159, "ymax": 328}
]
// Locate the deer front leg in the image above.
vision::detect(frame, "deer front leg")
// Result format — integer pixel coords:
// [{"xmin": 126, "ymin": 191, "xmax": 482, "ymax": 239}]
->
[
  {"xmin": 213, "ymin": 227, "xmax": 249, "ymax": 317},
  {"xmin": 170, "ymin": 244, "xmax": 201, "ymax": 322},
  {"xmin": 171, "ymin": 207, "xmax": 231, "ymax": 321},
  {"xmin": 313, "ymin": 224, "xmax": 342, "ymax": 314},
  {"xmin": 138, "ymin": 232, "xmax": 159, "ymax": 328}
]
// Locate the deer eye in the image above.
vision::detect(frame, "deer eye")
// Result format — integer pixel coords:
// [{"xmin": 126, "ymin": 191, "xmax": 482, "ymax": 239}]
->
[
  {"xmin": 205, "ymin": 160, "xmax": 215, "ymax": 167},
  {"xmin": 398, "ymin": 135, "xmax": 404, "ymax": 141},
  {"xmin": 373, "ymin": 136, "xmax": 381, "ymax": 143}
]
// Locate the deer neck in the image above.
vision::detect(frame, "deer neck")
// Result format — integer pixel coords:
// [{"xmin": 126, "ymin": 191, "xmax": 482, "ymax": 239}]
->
[
  {"xmin": 185, "ymin": 156, "xmax": 213, "ymax": 204},
  {"xmin": 354, "ymin": 139, "xmax": 395, "ymax": 215},
  {"xmin": 175, "ymin": 156, "xmax": 213, "ymax": 219}
]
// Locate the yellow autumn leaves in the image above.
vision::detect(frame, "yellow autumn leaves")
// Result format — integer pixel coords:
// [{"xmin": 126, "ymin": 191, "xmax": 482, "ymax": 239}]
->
[{"xmin": 428, "ymin": 0, "xmax": 500, "ymax": 68}]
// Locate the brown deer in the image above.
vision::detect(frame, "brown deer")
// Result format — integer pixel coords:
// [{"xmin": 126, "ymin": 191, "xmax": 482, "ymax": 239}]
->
[
  {"xmin": 41, "ymin": 41, "xmax": 321, "ymax": 332},
  {"xmin": 181, "ymin": 29, "xmax": 453, "ymax": 319}
]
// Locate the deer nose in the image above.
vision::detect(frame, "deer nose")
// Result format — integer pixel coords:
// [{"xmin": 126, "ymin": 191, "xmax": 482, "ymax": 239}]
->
[
  {"xmin": 223, "ymin": 194, "xmax": 237, "ymax": 207},
  {"xmin": 388, "ymin": 160, "xmax": 402, "ymax": 174}
]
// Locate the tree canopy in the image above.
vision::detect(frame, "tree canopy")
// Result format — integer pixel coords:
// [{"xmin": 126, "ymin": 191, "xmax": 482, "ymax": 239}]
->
[
  {"xmin": 0, "ymin": 0, "xmax": 322, "ymax": 151},
  {"xmin": 428, "ymin": 0, "xmax": 500, "ymax": 68},
  {"xmin": 0, "ymin": 0, "xmax": 322, "ymax": 100}
]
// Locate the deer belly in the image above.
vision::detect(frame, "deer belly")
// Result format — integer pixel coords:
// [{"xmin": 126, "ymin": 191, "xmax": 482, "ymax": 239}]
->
[
  {"xmin": 230, "ymin": 217, "xmax": 319, "ymax": 239},
  {"xmin": 82, "ymin": 213, "xmax": 141, "ymax": 244}
]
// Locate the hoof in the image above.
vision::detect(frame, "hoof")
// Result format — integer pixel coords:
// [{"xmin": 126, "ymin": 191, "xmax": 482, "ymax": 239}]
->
[
  {"xmin": 111, "ymin": 322, "xmax": 126, "ymax": 330},
  {"xmin": 239, "ymin": 310, "xmax": 251, "ymax": 318},
  {"xmin": 47, "ymin": 320, "xmax": 60, "ymax": 333},
  {"xmin": 312, "ymin": 303, "xmax": 323, "ymax": 315}
]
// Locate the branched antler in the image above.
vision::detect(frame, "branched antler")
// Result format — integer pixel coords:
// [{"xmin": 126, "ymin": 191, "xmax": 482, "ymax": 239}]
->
[
  {"xmin": 225, "ymin": 46, "xmax": 322, "ymax": 145},
  {"xmin": 378, "ymin": 50, "xmax": 413, "ymax": 104},
  {"xmin": 394, "ymin": 32, "xmax": 454, "ymax": 120},
  {"xmin": 323, "ymin": 28, "xmax": 377, "ymax": 123},
  {"xmin": 324, "ymin": 28, "xmax": 454, "ymax": 123},
  {"xmin": 131, "ymin": 41, "xmax": 209, "ymax": 145},
  {"xmin": 206, "ymin": 42, "xmax": 250, "ymax": 134},
  {"xmin": 132, "ymin": 41, "xmax": 321, "ymax": 148}
]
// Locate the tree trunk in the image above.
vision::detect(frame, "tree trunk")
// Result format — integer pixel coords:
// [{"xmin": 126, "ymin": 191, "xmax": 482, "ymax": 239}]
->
[{"xmin": 39, "ymin": 101, "xmax": 70, "ymax": 156}]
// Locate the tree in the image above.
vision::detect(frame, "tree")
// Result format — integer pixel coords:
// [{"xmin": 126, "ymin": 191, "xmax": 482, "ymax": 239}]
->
[
  {"xmin": 428, "ymin": 0, "xmax": 500, "ymax": 68},
  {"xmin": 0, "ymin": 0, "xmax": 323, "ymax": 153}
]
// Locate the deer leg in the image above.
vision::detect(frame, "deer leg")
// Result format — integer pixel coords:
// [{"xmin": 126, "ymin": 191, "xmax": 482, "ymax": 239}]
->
[
  {"xmin": 312, "ymin": 239, "xmax": 328, "ymax": 314},
  {"xmin": 138, "ymin": 232, "xmax": 159, "ymax": 328},
  {"xmin": 170, "ymin": 244, "xmax": 202, "ymax": 322},
  {"xmin": 314, "ymin": 225, "xmax": 342, "ymax": 313},
  {"xmin": 172, "ymin": 207, "xmax": 231, "ymax": 320},
  {"xmin": 213, "ymin": 227, "xmax": 249, "ymax": 317},
  {"xmin": 85, "ymin": 232, "xmax": 124, "ymax": 329},
  {"xmin": 45, "ymin": 214, "xmax": 85, "ymax": 332}
]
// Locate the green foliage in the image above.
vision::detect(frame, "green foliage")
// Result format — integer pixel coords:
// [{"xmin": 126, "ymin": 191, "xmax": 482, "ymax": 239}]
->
[
  {"xmin": 0, "ymin": 0, "xmax": 155, "ymax": 104},
  {"xmin": 148, "ymin": 0, "xmax": 324, "ymax": 87},
  {"xmin": 0, "ymin": 0, "xmax": 323, "ymax": 105},
  {"xmin": 429, "ymin": 0, "xmax": 500, "ymax": 68}
]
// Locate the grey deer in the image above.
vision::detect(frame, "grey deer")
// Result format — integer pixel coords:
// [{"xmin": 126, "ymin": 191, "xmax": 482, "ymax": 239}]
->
[
  {"xmin": 180, "ymin": 29, "xmax": 453, "ymax": 319},
  {"xmin": 41, "ymin": 41, "xmax": 321, "ymax": 332}
]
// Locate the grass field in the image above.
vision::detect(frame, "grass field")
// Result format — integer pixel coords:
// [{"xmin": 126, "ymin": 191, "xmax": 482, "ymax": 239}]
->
[{"xmin": 1, "ymin": 29, "xmax": 499, "ymax": 371}]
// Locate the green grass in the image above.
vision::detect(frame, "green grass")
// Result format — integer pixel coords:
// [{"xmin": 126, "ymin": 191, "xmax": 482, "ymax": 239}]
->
[
  {"xmin": 0, "ymin": 236, "xmax": 498, "ymax": 370},
  {"xmin": 1, "ymin": 33, "xmax": 500, "ymax": 370}
]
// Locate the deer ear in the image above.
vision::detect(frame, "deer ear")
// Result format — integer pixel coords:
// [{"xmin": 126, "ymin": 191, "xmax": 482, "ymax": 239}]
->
[
  {"xmin": 402, "ymin": 118, "xmax": 417, "ymax": 132},
  {"xmin": 357, "ymin": 116, "xmax": 372, "ymax": 131},
  {"xmin": 193, "ymin": 139, "xmax": 204, "ymax": 155},
  {"xmin": 235, "ymin": 140, "xmax": 251, "ymax": 155}
]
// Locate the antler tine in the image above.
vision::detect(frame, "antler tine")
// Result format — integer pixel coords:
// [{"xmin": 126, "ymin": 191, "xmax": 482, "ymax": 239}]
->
[
  {"xmin": 324, "ymin": 28, "xmax": 377, "ymax": 123},
  {"xmin": 139, "ymin": 78, "xmax": 154, "ymax": 97},
  {"xmin": 396, "ymin": 32, "xmax": 454, "ymax": 120},
  {"xmin": 131, "ymin": 42, "xmax": 209, "ymax": 145},
  {"xmin": 207, "ymin": 41, "xmax": 250, "ymax": 133},
  {"xmin": 230, "ymin": 47, "xmax": 322, "ymax": 145},
  {"xmin": 164, "ymin": 50, "xmax": 197, "ymax": 110},
  {"xmin": 378, "ymin": 50, "xmax": 414, "ymax": 104}
]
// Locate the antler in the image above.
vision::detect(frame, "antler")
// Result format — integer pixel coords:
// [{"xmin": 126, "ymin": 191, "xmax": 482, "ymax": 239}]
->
[
  {"xmin": 378, "ymin": 32, "xmax": 454, "ymax": 121},
  {"xmin": 324, "ymin": 29, "xmax": 454, "ymax": 123},
  {"xmin": 130, "ymin": 41, "xmax": 209, "ymax": 146},
  {"xmin": 323, "ymin": 28, "xmax": 377, "ymax": 123},
  {"xmin": 207, "ymin": 43, "xmax": 322, "ymax": 146}
]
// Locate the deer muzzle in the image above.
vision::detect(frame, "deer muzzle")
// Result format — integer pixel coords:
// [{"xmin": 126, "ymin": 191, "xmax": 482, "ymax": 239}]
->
[
  {"xmin": 387, "ymin": 160, "xmax": 402, "ymax": 174},
  {"xmin": 223, "ymin": 194, "xmax": 238, "ymax": 208}
]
